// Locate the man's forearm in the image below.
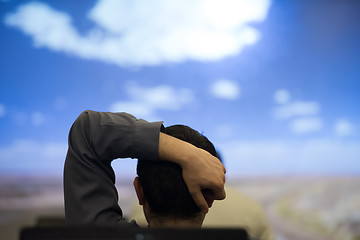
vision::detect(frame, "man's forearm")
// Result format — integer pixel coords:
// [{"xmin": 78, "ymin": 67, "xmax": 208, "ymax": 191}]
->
[{"xmin": 158, "ymin": 132, "xmax": 197, "ymax": 166}]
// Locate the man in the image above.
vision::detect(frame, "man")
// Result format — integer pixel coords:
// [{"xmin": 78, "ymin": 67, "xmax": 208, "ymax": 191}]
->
[{"xmin": 64, "ymin": 110, "xmax": 226, "ymax": 226}]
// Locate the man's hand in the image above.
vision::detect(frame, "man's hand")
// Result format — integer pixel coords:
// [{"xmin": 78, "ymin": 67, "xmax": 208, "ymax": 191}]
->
[
  {"xmin": 158, "ymin": 133, "xmax": 226, "ymax": 213},
  {"xmin": 181, "ymin": 147, "xmax": 226, "ymax": 213}
]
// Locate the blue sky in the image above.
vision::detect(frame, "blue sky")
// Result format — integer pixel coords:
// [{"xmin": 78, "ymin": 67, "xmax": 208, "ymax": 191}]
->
[{"xmin": 1, "ymin": 0, "xmax": 359, "ymax": 177}]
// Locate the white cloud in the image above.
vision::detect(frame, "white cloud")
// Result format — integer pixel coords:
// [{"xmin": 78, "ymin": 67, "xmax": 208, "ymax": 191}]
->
[
  {"xmin": 273, "ymin": 89, "xmax": 291, "ymax": 105},
  {"xmin": 272, "ymin": 100, "xmax": 320, "ymax": 120},
  {"xmin": 5, "ymin": 3, "xmax": 80, "ymax": 51},
  {"xmin": 0, "ymin": 103, "xmax": 6, "ymax": 117},
  {"xmin": 9, "ymin": 111, "xmax": 47, "ymax": 126},
  {"xmin": 4, "ymin": 0, "xmax": 271, "ymax": 67},
  {"xmin": 31, "ymin": 111, "xmax": 45, "ymax": 126},
  {"xmin": 289, "ymin": 117, "xmax": 323, "ymax": 134},
  {"xmin": 217, "ymin": 139, "xmax": 360, "ymax": 176},
  {"xmin": 271, "ymin": 92, "xmax": 326, "ymax": 135},
  {"xmin": 0, "ymin": 140, "xmax": 67, "ymax": 174},
  {"xmin": 109, "ymin": 101, "xmax": 154, "ymax": 119},
  {"xmin": 110, "ymin": 83, "xmax": 194, "ymax": 119},
  {"xmin": 127, "ymin": 84, "xmax": 194, "ymax": 110},
  {"xmin": 210, "ymin": 79, "xmax": 240, "ymax": 100},
  {"xmin": 334, "ymin": 119, "xmax": 354, "ymax": 137}
]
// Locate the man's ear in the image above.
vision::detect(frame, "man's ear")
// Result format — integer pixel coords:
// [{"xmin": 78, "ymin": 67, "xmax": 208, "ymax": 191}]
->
[{"xmin": 133, "ymin": 177, "xmax": 145, "ymax": 205}]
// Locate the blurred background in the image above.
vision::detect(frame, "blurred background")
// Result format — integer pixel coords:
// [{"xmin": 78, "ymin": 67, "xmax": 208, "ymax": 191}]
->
[{"xmin": 1, "ymin": 0, "xmax": 359, "ymax": 239}]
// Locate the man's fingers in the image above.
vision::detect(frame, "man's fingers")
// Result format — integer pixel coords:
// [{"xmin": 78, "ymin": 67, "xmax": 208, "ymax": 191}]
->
[
  {"xmin": 204, "ymin": 168, "xmax": 226, "ymax": 199},
  {"xmin": 208, "ymin": 181, "xmax": 226, "ymax": 200},
  {"xmin": 215, "ymin": 188, "xmax": 226, "ymax": 200},
  {"xmin": 190, "ymin": 189, "xmax": 209, "ymax": 213}
]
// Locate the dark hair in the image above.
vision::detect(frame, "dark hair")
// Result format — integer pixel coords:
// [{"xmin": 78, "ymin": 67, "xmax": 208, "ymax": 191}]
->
[{"xmin": 137, "ymin": 125, "xmax": 219, "ymax": 219}]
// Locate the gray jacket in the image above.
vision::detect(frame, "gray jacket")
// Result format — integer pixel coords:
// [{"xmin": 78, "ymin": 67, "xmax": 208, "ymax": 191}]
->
[{"xmin": 64, "ymin": 110, "xmax": 163, "ymax": 225}]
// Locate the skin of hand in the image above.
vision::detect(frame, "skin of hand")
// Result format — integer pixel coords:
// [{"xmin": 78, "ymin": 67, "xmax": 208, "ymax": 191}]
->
[{"xmin": 158, "ymin": 132, "xmax": 226, "ymax": 213}]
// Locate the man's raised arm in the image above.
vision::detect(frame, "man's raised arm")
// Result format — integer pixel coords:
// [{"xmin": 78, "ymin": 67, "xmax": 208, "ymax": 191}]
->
[
  {"xmin": 64, "ymin": 110, "xmax": 226, "ymax": 225},
  {"xmin": 64, "ymin": 110, "xmax": 163, "ymax": 225}
]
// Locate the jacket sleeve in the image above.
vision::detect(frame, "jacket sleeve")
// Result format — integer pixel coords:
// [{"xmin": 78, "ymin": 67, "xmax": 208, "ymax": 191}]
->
[{"xmin": 63, "ymin": 110, "xmax": 163, "ymax": 225}]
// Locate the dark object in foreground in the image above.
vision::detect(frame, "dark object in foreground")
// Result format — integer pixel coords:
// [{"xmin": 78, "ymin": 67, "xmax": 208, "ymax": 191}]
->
[{"xmin": 21, "ymin": 226, "xmax": 250, "ymax": 240}]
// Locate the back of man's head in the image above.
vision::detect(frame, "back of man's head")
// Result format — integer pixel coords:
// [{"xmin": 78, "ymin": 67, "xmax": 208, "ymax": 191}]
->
[{"xmin": 136, "ymin": 125, "xmax": 219, "ymax": 220}]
